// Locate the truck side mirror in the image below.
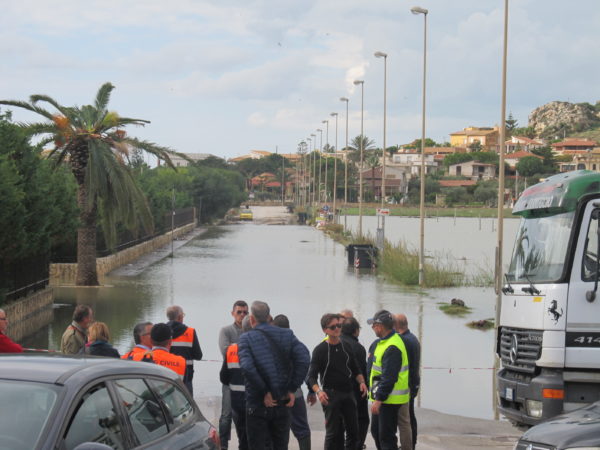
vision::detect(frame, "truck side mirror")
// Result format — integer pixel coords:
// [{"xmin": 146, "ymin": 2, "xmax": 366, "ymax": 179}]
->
[{"xmin": 585, "ymin": 210, "xmax": 600, "ymax": 303}]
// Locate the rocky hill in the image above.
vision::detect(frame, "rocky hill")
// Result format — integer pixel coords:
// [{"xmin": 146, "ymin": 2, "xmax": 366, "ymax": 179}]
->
[{"xmin": 528, "ymin": 101, "xmax": 600, "ymax": 139}]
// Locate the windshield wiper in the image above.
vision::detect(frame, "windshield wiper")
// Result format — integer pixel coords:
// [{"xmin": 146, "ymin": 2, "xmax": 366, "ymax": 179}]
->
[
  {"xmin": 521, "ymin": 273, "xmax": 541, "ymax": 295},
  {"xmin": 502, "ymin": 273, "xmax": 514, "ymax": 295}
]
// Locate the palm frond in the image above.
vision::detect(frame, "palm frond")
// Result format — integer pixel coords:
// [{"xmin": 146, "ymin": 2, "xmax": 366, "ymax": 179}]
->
[
  {"xmin": 115, "ymin": 116, "xmax": 150, "ymax": 127},
  {"xmin": 122, "ymin": 137, "xmax": 180, "ymax": 169},
  {"xmin": 16, "ymin": 121, "xmax": 58, "ymax": 137},
  {"xmin": 0, "ymin": 100, "xmax": 55, "ymax": 120},
  {"xmin": 29, "ymin": 94, "xmax": 72, "ymax": 117},
  {"xmin": 94, "ymin": 82, "xmax": 115, "ymax": 113}
]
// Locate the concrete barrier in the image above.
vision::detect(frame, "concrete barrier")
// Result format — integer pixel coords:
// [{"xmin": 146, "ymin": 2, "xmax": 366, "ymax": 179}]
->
[
  {"xmin": 50, "ymin": 221, "xmax": 197, "ymax": 285},
  {"xmin": 3, "ymin": 288, "xmax": 54, "ymax": 342}
]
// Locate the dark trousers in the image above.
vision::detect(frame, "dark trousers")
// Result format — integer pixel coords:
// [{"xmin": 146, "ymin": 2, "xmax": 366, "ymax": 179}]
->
[
  {"xmin": 246, "ymin": 405, "xmax": 291, "ymax": 450},
  {"xmin": 356, "ymin": 395, "xmax": 370, "ymax": 448},
  {"xmin": 231, "ymin": 397, "xmax": 248, "ymax": 450},
  {"xmin": 322, "ymin": 390, "xmax": 359, "ymax": 450},
  {"xmin": 409, "ymin": 394, "xmax": 417, "ymax": 448},
  {"xmin": 342, "ymin": 393, "xmax": 370, "ymax": 450},
  {"xmin": 219, "ymin": 385, "xmax": 232, "ymax": 447},
  {"xmin": 371, "ymin": 404, "xmax": 399, "ymax": 450},
  {"xmin": 290, "ymin": 394, "xmax": 310, "ymax": 440}
]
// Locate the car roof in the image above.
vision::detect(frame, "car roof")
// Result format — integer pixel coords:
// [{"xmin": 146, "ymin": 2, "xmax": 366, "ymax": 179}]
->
[{"xmin": 0, "ymin": 353, "xmax": 179, "ymax": 385}]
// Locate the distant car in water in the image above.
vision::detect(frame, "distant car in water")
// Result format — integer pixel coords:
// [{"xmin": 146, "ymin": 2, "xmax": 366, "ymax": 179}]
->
[
  {"xmin": 239, "ymin": 208, "xmax": 253, "ymax": 221},
  {"xmin": 515, "ymin": 401, "xmax": 600, "ymax": 450},
  {"xmin": 0, "ymin": 354, "xmax": 219, "ymax": 450}
]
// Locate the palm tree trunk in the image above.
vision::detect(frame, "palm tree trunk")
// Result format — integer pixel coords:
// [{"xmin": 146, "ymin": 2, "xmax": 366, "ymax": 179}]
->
[{"xmin": 76, "ymin": 184, "xmax": 99, "ymax": 286}]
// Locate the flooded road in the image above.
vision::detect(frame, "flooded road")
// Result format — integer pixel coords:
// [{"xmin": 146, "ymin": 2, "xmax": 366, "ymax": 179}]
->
[{"xmin": 26, "ymin": 211, "xmax": 511, "ymax": 420}]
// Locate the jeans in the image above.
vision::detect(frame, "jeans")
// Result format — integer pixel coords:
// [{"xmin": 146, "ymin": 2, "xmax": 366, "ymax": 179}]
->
[
  {"xmin": 290, "ymin": 393, "xmax": 310, "ymax": 440},
  {"xmin": 246, "ymin": 405, "xmax": 291, "ymax": 450},
  {"xmin": 322, "ymin": 390, "xmax": 359, "ymax": 450},
  {"xmin": 219, "ymin": 385, "xmax": 232, "ymax": 447},
  {"xmin": 371, "ymin": 403, "xmax": 413, "ymax": 450}
]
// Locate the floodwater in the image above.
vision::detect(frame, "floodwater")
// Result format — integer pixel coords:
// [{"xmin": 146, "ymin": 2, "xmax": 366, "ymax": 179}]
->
[
  {"xmin": 25, "ymin": 214, "xmax": 522, "ymax": 420},
  {"xmin": 343, "ymin": 215, "xmax": 521, "ymax": 276}
]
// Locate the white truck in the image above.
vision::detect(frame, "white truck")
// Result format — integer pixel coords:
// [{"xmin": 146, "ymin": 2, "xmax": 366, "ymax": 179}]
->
[{"xmin": 497, "ymin": 170, "xmax": 600, "ymax": 425}]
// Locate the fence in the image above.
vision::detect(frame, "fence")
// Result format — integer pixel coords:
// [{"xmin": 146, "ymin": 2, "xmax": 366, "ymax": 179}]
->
[{"xmin": 2, "ymin": 207, "xmax": 196, "ymax": 302}]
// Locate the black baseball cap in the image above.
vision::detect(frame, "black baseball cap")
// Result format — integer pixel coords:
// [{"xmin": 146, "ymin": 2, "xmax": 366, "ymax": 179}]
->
[{"xmin": 367, "ymin": 310, "xmax": 393, "ymax": 327}]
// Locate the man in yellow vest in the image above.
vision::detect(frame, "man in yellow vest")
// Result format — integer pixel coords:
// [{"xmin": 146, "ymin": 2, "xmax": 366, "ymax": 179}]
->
[{"xmin": 367, "ymin": 310, "xmax": 412, "ymax": 450}]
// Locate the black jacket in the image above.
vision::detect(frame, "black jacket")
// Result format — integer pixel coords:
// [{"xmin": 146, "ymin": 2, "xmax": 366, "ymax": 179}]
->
[
  {"xmin": 399, "ymin": 329, "xmax": 421, "ymax": 393},
  {"xmin": 87, "ymin": 340, "xmax": 120, "ymax": 358}
]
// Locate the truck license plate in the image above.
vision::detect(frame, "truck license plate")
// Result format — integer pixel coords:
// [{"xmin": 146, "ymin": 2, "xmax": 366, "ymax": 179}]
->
[{"xmin": 505, "ymin": 387, "xmax": 514, "ymax": 401}]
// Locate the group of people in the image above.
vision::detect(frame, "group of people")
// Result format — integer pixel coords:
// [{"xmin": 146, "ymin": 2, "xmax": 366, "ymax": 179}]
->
[
  {"xmin": 58, "ymin": 304, "xmax": 203, "ymax": 393},
  {"xmin": 217, "ymin": 300, "xmax": 421, "ymax": 450},
  {"xmin": 0, "ymin": 300, "xmax": 421, "ymax": 450}
]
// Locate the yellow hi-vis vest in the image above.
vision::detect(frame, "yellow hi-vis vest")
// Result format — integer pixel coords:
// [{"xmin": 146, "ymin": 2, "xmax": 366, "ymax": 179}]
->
[{"xmin": 369, "ymin": 333, "xmax": 410, "ymax": 404}]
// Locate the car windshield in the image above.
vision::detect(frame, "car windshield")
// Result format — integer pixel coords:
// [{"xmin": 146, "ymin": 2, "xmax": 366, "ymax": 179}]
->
[
  {"xmin": 507, "ymin": 211, "xmax": 575, "ymax": 283},
  {"xmin": 0, "ymin": 380, "xmax": 59, "ymax": 450}
]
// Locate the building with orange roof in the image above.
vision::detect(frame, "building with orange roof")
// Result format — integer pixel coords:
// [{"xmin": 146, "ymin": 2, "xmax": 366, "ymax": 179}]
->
[
  {"xmin": 505, "ymin": 136, "xmax": 545, "ymax": 153},
  {"xmin": 551, "ymin": 138, "xmax": 597, "ymax": 155},
  {"xmin": 449, "ymin": 126, "xmax": 500, "ymax": 152},
  {"xmin": 504, "ymin": 150, "xmax": 543, "ymax": 169}
]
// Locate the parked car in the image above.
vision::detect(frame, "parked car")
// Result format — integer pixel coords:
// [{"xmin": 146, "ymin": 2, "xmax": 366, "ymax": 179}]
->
[
  {"xmin": 0, "ymin": 354, "xmax": 219, "ymax": 450},
  {"xmin": 239, "ymin": 208, "xmax": 253, "ymax": 221},
  {"xmin": 515, "ymin": 400, "xmax": 600, "ymax": 449}
]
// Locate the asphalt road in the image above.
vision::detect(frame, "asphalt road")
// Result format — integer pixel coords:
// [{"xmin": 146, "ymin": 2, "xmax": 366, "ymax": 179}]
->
[{"xmin": 197, "ymin": 396, "xmax": 522, "ymax": 450}]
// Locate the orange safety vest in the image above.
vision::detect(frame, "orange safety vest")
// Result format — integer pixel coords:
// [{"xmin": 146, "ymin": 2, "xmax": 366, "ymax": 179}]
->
[
  {"xmin": 225, "ymin": 344, "xmax": 245, "ymax": 393},
  {"xmin": 121, "ymin": 346, "xmax": 148, "ymax": 360},
  {"xmin": 171, "ymin": 327, "xmax": 195, "ymax": 366},
  {"xmin": 133, "ymin": 348, "xmax": 186, "ymax": 377}
]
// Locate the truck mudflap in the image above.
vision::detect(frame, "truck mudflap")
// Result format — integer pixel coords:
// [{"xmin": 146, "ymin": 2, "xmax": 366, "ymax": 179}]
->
[{"xmin": 497, "ymin": 368, "xmax": 564, "ymax": 425}]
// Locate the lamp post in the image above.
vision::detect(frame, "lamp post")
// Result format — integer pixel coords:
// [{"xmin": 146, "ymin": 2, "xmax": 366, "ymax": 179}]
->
[
  {"xmin": 322, "ymin": 119, "xmax": 329, "ymax": 203},
  {"xmin": 411, "ymin": 5, "xmax": 428, "ymax": 286},
  {"xmin": 374, "ymin": 51, "xmax": 388, "ymax": 207},
  {"xmin": 311, "ymin": 133, "xmax": 317, "ymax": 205},
  {"xmin": 353, "ymin": 79, "xmax": 365, "ymax": 237},
  {"xmin": 317, "ymin": 129, "xmax": 323, "ymax": 203},
  {"xmin": 330, "ymin": 112, "xmax": 339, "ymax": 218},
  {"xmin": 495, "ymin": 1, "xmax": 509, "ymax": 416},
  {"xmin": 340, "ymin": 97, "xmax": 349, "ymax": 205}
]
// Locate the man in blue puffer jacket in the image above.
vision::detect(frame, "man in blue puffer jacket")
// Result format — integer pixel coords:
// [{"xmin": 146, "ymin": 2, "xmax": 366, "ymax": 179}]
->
[{"xmin": 238, "ymin": 301, "xmax": 310, "ymax": 450}]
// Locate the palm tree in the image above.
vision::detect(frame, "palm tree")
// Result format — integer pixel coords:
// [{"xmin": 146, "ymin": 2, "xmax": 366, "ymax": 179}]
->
[
  {"xmin": 365, "ymin": 152, "xmax": 381, "ymax": 199},
  {"xmin": 1, "ymin": 82, "xmax": 178, "ymax": 286},
  {"xmin": 348, "ymin": 135, "xmax": 376, "ymax": 164}
]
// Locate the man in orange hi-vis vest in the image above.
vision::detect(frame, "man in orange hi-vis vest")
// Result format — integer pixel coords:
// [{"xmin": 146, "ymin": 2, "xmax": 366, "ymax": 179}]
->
[
  {"xmin": 133, "ymin": 323, "xmax": 186, "ymax": 378},
  {"xmin": 167, "ymin": 305, "xmax": 203, "ymax": 394},
  {"xmin": 220, "ymin": 316, "xmax": 252, "ymax": 450}
]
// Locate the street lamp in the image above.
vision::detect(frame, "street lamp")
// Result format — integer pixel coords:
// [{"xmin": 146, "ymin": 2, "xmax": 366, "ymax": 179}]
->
[
  {"xmin": 311, "ymin": 133, "xmax": 317, "ymax": 205},
  {"xmin": 322, "ymin": 119, "xmax": 329, "ymax": 203},
  {"xmin": 411, "ymin": 5, "xmax": 428, "ymax": 286},
  {"xmin": 330, "ymin": 112, "xmax": 339, "ymax": 218},
  {"xmin": 339, "ymin": 97, "xmax": 349, "ymax": 205},
  {"xmin": 306, "ymin": 137, "xmax": 312, "ymax": 207},
  {"xmin": 495, "ymin": 0, "xmax": 510, "ymax": 395},
  {"xmin": 374, "ymin": 51, "xmax": 388, "ymax": 207},
  {"xmin": 353, "ymin": 79, "xmax": 365, "ymax": 237},
  {"xmin": 317, "ymin": 128, "xmax": 323, "ymax": 203}
]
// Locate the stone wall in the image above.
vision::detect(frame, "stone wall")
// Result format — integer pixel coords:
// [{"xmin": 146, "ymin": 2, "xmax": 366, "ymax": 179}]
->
[
  {"xmin": 3, "ymin": 288, "xmax": 54, "ymax": 342},
  {"xmin": 50, "ymin": 221, "xmax": 197, "ymax": 285}
]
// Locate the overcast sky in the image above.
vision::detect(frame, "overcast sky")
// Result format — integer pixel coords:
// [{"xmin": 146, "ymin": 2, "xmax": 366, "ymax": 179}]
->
[{"xmin": 1, "ymin": 0, "xmax": 599, "ymax": 160}]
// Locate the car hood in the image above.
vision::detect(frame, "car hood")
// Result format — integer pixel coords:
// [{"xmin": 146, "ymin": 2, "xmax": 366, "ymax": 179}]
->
[{"xmin": 521, "ymin": 402, "xmax": 600, "ymax": 449}]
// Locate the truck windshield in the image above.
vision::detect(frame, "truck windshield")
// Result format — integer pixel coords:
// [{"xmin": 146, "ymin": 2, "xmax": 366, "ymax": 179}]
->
[{"xmin": 507, "ymin": 211, "xmax": 575, "ymax": 283}]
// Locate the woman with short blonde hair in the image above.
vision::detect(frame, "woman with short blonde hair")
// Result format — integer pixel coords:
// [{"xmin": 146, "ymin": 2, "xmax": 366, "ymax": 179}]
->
[{"xmin": 86, "ymin": 321, "xmax": 120, "ymax": 358}]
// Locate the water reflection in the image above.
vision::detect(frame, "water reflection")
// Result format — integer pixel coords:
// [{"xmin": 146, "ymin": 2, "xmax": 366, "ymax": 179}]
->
[{"xmin": 27, "ymin": 222, "xmax": 504, "ymax": 419}]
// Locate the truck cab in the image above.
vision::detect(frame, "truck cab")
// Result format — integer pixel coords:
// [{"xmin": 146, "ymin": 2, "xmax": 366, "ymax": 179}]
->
[{"xmin": 497, "ymin": 170, "xmax": 600, "ymax": 425}]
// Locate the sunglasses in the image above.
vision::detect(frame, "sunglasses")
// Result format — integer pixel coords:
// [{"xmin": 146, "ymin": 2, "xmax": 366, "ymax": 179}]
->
[
  {"xmin": 326, "ymin": 324, "xmax": 342, "ymax": 330},
  {"xmin": 235, "ymin": 310, "xmax": 249, "ymax": 315}
]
